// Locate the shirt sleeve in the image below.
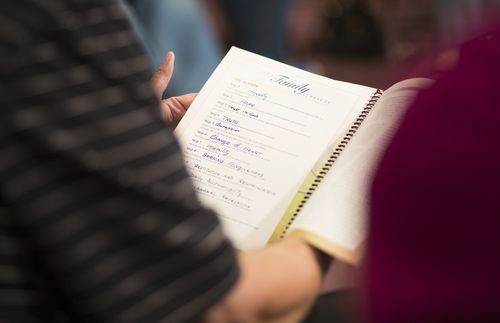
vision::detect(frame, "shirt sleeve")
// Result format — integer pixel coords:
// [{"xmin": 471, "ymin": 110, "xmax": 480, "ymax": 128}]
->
[{"xmin": 0, "ymin": 1, "xmax": 238, "ymax": 322}]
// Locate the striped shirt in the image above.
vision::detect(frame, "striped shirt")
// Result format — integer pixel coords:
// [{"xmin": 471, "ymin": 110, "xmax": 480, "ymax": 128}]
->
[{"xmin": 0, "ymin": 1, "xmax": 238, "ymax": 322}]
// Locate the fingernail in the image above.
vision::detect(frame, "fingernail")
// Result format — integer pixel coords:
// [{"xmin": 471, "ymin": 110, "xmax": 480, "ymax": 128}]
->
[{"xmin": 166, "ymin": 51, "xmax": 175, "ymax": 64}]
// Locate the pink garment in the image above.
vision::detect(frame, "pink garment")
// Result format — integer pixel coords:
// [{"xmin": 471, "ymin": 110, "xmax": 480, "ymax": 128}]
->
[{"xmin": 365, "ymin": 25, "xmax": 500, "ymax": 322}]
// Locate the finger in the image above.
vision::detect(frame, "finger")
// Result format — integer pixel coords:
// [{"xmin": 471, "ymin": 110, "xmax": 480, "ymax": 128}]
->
[
  {"xmin": 151, "ymin": 51, "xmax": 175, "ymax": 98},
  {"xmin": 171, "ymin": 92, "xmax": 197, "ymax": 109},
  {"xmin": 161, "ymin": 93, "xmax": 197, "ymax": 125},
  {"xmin": 163, "ymin": 93, "xmax": 197, "ymax": 117}
]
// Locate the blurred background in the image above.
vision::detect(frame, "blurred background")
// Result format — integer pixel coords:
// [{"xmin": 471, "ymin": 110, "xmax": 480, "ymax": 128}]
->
[{"xmin": 122, "ymin": 0, "xmax": 500, "ymax": 95}]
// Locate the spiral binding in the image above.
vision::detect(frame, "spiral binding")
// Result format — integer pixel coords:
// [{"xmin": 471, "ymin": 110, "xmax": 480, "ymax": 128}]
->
[{"xmin": 279, "ymin": 89, "xmax": 383, "ymax": 239}]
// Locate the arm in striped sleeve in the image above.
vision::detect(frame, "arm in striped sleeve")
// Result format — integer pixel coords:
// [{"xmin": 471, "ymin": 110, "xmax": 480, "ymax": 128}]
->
[{"xmin": 0, "ymin": 1, "xmax": 238, "ymax": 322}]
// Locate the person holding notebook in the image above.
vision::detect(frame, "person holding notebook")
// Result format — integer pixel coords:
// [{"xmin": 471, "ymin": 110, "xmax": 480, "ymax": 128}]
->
[{"xmin": 0, "ymin": 1, "xmax": 328, "ymax": 323}]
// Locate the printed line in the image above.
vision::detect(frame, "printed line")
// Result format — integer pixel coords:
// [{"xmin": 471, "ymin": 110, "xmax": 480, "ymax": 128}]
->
[
  {"xmin": 190, "ymin": 138, "xmax": 269, "ymax": 162},
  {"xmin": 188, "ymin": 141, "xmax": 252, "ymax": 165},
  {"xmin": 183, "ymin": 150, "xmax": 264, "ymax": 181},
  {"xmin": 212, "ymin": 107, "xmax": 310, "ymax": 138},
  {"xmin": 199, "ymin": 125, "xmax": 299, "ymax": 158},
  {"xmin": 206, "ymin": 115, "xmax": 275, "ymax": 139},
  {"xmin": 226, "ymin": 87, "xmax": 324, "ymax": 120},
  {"xmin": 195, "ymin": 190, "xmax": 252, "ymax": 213},
  {"xmin": 186, "ymin": 164, "xmax": 253, "ymax": 191},
  {"xmin": 191, "ymin": 178, "xmax": 252, "ymax": 202},
  {"xmin": 219, "ymin": 99, "xmax": 307, "ymax": 127},
  {"xmin": 218, "ymin": 214, "xmax": 258, "ymax": 230}
]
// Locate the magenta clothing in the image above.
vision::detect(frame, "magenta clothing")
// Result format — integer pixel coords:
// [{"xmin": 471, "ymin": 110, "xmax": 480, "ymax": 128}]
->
[{"xmin": 366, "ymin": 26, "xmax": 500, "ymax": 322}]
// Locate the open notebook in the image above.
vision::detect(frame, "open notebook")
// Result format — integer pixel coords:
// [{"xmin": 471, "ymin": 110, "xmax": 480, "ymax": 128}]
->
[{"xmin": 175, "ymin": 47, "xmax": 431, "ymax": 264}]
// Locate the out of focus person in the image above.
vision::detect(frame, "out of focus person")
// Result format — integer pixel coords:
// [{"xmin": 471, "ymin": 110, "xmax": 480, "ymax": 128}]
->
[
  {"xmin": 121, "ymin": 0, "xmax": 223, "ymax": 96},
  {"xmin": 286, "ymin": 0, "xmax": 328, "ymax": 60},
  {"xmin": 288, "ymin": 0, "xmax": 384, "ymax": 60},
  {"xmin": 204, "ymin": 0, "xmax": 292, "ymax": 61},
  {"xmin": 369, "ymin": 0, "xmax": 500, "ymax": 62},
  {"xmin": 0, "ymin": 1, "xmax": 329, "ymax": 322},
  {"xmin": 365, "ymin": 23, "xmax": 500, "ymax": 322},
  {"xmin": 435, "ymin": 0, "xmax": 500, "ymax": 46},
  {"xmin": 369, "ymin": 0, "xmax": 435, "ymax": 62}
]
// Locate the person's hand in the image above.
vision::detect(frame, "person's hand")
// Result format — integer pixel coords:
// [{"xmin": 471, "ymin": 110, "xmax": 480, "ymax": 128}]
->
[
  {"xmin": 151, "ymin": 52, "xmax": 197, "ymax": 126},
  {"xmin": 200, "ymin": 237, "xmax": 330, "ymax": 323}
]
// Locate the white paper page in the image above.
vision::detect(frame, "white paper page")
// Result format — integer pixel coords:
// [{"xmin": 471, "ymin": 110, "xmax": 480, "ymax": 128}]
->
[
  {"xmin": 175, "ymin": 47, "xmax": 376, "ymax": 250},
  {"xmin": 290, "ymin": 78, "xmax": 433, "ymax": 262}
]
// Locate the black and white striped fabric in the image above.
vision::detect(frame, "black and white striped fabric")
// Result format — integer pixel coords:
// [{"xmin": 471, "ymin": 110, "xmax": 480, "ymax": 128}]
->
[{"xmin": 0, "ymin": 1, "xmax": 238, "ymax": 322}]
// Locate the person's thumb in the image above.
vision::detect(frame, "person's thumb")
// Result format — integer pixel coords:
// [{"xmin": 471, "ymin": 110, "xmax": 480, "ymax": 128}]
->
[{"xmin": 151, "ymin": 51, "xmax": 175, "ymax": 98}]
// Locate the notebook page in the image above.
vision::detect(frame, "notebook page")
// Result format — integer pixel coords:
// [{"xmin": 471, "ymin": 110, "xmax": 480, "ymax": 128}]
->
[
  {"xmin": 290, "ymin": 78, "xmax": 433, "ymax": 263},
  {"xmin": 175, "ymin": 47, "xmax": 376, "ymax": 250}
]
